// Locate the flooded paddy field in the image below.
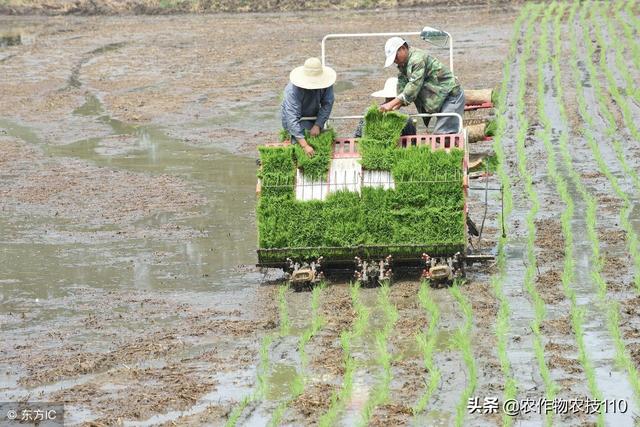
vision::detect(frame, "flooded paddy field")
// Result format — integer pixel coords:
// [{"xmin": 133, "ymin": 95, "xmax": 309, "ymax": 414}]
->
[{"xmin": 1, "ymin": 1, "xmax": 640, "ymax": 426}]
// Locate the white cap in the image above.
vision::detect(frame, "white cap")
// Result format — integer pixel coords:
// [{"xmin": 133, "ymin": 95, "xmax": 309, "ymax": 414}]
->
[
  {"xmin": 371, "ymin": 77, "xmax": 398, "ymax": 98},
  {"xmin": 384, "ymin": 36, "xmax": 405, "ymax": 68}
]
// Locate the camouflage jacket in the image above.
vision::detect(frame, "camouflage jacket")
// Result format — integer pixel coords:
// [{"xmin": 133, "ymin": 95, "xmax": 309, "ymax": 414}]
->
[{"xmin": 396, "ymin": 47, "xmax": 461, "ymax": 113}]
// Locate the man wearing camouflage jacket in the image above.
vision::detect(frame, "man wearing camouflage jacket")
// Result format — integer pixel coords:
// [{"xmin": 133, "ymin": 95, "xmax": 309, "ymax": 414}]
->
[{"xmin": 379, "ymin": 37, "xmax": 464, "ymax": 134}]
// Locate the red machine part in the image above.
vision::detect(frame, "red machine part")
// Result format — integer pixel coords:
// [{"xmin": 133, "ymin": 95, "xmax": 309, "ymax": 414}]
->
[{"xmin": 333, "ymin": 132, "xmax": 465, "ymax": 158}]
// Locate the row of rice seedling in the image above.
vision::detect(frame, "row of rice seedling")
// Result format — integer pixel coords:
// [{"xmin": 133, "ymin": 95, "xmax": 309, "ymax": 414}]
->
[
  {"xmin": 318, "ymin": 282, "xmax": 369, "ymax": 427},
  {"xmin": 612, "ymin": 2, "xmax": 640, "ymax": 77},
  {"xmin": 450, "ymin": 282, "xmax": 477, "ymax": 427},
  {"xmin": 537, "ymin": 4, "xmax": 604, "ymax": 425},
  {"xmin": 227, "ymin": 285, "xmax": 291, "ymax": 426},
  {"xmin": 269, "ymin": 284, "xmax": 325, "ymax": 426},
  {"xmin": 592, "ymin": 4, "xmax": 640, "ymax": 188},
  {"xmin": 412, "ymin": 281, "xmax": 441, "ymax": 415},
  {"xmin": 227, "ymin": 283, "xmax": 323, "ymax": 426},
  {"xmin": 269, "ymin": 376, "xmax": 304, "ymax": 427},
  {"xmin": 298, "ymin": 284, "xmax": 325, "ymax": 369},
  {"xmin": 564, "ymin": 1, "xmax": 640, "ymax": 406},
  {"xmin": 512, "ymin": 6, "xmax": 557, "ymax": 424},
  {"xmin": 357, "ymin": 281, "xmax": 398, "ymax": 426},
  {"xmin": 588, "ymin": 1, "xmax": 640, "ymax": 291},
  {"xmin": 604, "ymin": 12, "xmax": 640, "ymax": 104},
  {"xmin": 225, "ymin": 333, "xmax": 274, "ymax": 427},
  {"xmin": 577, "ymin": 0, "xmax": 640, "ymax": 293},
  {"xmin": 592, "ymin": 4, "xmax": 640, "ymax": 143},
  {"xmin": 555, "ymin": 2, "xmax": 606, "ymax": 318},
  {"xmin": 485, "ymin": 5, "xmax": 536, "ymax": 425},
  {"xmin": 278, "ymin": 284, "xmax": 290, "ymax": 336},
  {"xmin": 623, "ymin": 0, "xmax": 640, "ymax": 29},
  {"xmin": 488, "ymin": 6, "xmax": 533, "ymax": 425}
]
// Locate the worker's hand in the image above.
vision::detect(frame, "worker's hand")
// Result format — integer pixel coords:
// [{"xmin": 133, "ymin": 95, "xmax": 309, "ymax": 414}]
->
[
  {"xmin": 379, "ymin": 101, "xmax": 395, "ymax": 113},
  {"xmin": 310, "ymin": 125, "xmax": 321, "ymax": 137},
  {"xmin": 299, "ymin": 139, "xmax": 315, "ymax": 157},
  {"xmin": 380, "ymin": 98, "xmax": 401, "ymax": 113},
  {"xmin": 303, "ymin": 144, "xmax": 315, "ymax": 157}
]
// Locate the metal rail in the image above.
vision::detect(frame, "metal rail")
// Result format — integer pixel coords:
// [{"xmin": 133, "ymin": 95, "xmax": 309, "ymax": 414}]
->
[
  {"xmin": 321, "ymin": 30, "xmax": 454, "ymax": 74},
  {"xmin": 257, "ymin": 243, "xmax": 466, "ymax": 265},
  {"xmin": 301, "ymin": 112, "xmax": 463, "ymax": 134},
  {"xmin": 262, "ymin": 177, "xmax": 464, "ymax": 189}
]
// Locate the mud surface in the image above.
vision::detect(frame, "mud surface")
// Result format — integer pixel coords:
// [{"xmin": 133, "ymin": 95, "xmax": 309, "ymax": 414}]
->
[
  {"xmin": 0, "ymin": 0, "xmax": 519, "ymax": 15},
  {"xmin": 0, "ymin": 5, "xmax": 514, "ymax": 425},
  {"xmin": 2, "ymin": 2, "xmax": 640, "ymax": 427}
]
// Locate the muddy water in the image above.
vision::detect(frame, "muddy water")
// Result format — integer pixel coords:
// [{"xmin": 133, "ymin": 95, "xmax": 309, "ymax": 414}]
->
[
  {"xmin": 0, "ymin": 6, "xmax": 565, "ymax": 426},
  {"xmin": 0, "ymin": 94, "xmax": 273, "ymax": 425},
  {"xmin": 545, "ymin": 16, "xmax": 639, "ymax": 425},
  {"xmin": 545, "ymin": 115, "xmax": 638, "ymax": 426},
  {"xmin": 1, "ymin": 99, "xmax": 260, "ymax": 299},
  {"xmin": 0, "ymin": 91, "xmax": 266, "ymax": 375},
  {"xmin": 495, "ymin": 24, "xmax": 541, "ymax": 416},
  {"xmin": 487, "ymin": 14, "xmax": 636, "ymax": 425}
]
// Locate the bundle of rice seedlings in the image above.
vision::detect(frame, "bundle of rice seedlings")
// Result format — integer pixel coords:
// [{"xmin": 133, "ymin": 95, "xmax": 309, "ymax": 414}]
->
[
  {"xmin": 322, "ymin": 191, "xmax": 365, "ymax": 247},
  {"xmin": 392, "ymin": 147, "xmax": 464, "ymax": 208},
  {"xmin": 362, "ymin": 105, "xmax": 408, "ymax": 141},
  {"xmin": 469, "ymin": 154, "xmax": 499, "ymax": 173},
  {"xmin": 362, "ymin": 187, "xmax": 394, "ymax": 245},
  {"xmin": 466, "ymin": 124, "xmax": 485, "ymax": 142},
  {"xmin": 293, "ymin": 128, "xmax": 335, "ymax": 180},
  {"xmin": 359, "ymin": 105, "xmax": 408, "ymax": 170},
  {"xmin": 391, "ymin": 206, "xmax": 465, "ymax": 245},
  {"xmin": 257, "ymin": 116, "xmax": 467, "ymax": 259},
  {"xmin": 466, "ymin": 119, "xmax": 497, "ymax": 143},
  {"xmin": 485, "ymin": 120, "xmax": 497, "ymax": 136},
  {"xmin": 491, "ymin": 86, "xmax": 499, "ymax": 105},
  {"xmin": 256, "ymin": 145, "xmax": 296, "ymax": 251},
  {"xmin": 257, "ymin": 145, "xmax": 295, "ymax": 198},
  {"xmin": 279, "ymin": 128, "xmax": 289, "ymax": 142},
  {"xmin": 464, "ymin": 89, "xmax": 492, "ymax": 105},
  {"xmin": 390, "ymin": 147, "xmax": 465, "ymax": 246},
  {"xmin": 358, "ymin": 141, "xmax": 396, "ymax": 170},
  {"xmin": 464, "ymin": 87, "xmax": 499, "ymax": 105}
]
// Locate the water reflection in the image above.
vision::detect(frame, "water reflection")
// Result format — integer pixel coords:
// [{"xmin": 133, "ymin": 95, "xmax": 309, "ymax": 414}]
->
[{"xmin": 0, "ymin": 96, "xmax": 262, "ymax": 309}]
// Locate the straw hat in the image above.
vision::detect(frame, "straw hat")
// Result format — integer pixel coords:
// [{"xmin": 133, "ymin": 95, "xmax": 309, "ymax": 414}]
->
[
  {"xmin": 371, "ymin": 77, "xmax": 398, "ymax": 98},
  {"xmin": 290, "ymin": 57, "xmax": 337, "ymax": 90},
  {"xmin": 384, "ymin": 36, "xmax": 406, "ymax": 68}
]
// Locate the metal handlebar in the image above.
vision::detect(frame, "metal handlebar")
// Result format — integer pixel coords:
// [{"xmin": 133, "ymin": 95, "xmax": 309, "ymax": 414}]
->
[
  {"xmin": 321, "ymin": 30, "xmax": 454, "ymax": 74},
  {"xmin": 300, "ymin": 112, "xmax": 463, "ymax": 134},
  {"xmin": 321, "ymin": 31, "xmax": 421, "ymax": 66}
]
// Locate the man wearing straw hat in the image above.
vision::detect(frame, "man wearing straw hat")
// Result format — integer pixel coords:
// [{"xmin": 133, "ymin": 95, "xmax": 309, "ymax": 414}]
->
[
  {"xmin": 281, "ymin": 57, "xmax": 336, "ymax": 157},
  {"xmin": 354, "ymin": 77, "xmax": 416, "ymax": 138},
  {"xmin": 379, "ymin": 37, "xmax": 464, "ymax": 135}
]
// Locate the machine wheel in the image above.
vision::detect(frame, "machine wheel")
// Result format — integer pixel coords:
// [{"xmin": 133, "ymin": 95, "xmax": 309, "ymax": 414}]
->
[
  {"xmin": 421, "ymin": 252, "xmax": 464, "ymax": 288},
  {"xmin": 286, "ymin": 257, "xmax": 324, "ymax": 291},
  {"xmin": 354, "ymin": 256, "xmax": 393, "ymax": 287}
]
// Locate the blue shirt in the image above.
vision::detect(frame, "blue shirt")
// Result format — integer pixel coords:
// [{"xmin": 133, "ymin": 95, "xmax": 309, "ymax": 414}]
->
[{"xmin": 280, "ymin": 82, "xmax": 335, "ymax": 140}]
